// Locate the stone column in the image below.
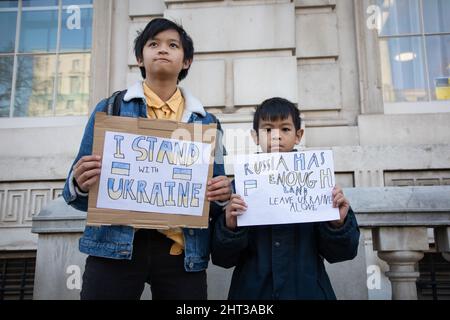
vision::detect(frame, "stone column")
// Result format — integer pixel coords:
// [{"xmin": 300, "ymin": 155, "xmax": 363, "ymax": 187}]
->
[
  {"xmin": 372, "ymin": 227, "xmax": 429, "ymax": 300},
  {"xmin": 377, "ymin": 251, "xmax": 424, "ymax": 300},
  {"xmin": 32, "ymin": 198, "xmax": 87, "ymax": 300}
]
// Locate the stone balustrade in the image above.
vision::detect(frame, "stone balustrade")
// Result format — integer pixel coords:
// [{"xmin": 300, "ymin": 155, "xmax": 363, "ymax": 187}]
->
[
  {"xmin": 32, "ymin": 186, "xmax": 450, "ymax": 300},
  {"xmin": 345, "ymin": 186, "xmax": 450, "ymax": 300}
]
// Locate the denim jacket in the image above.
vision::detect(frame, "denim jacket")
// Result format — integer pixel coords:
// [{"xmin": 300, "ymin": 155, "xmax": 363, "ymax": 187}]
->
[{"xmin": 63, "ymin": 82, "xmax": 226, "ymax": 272}]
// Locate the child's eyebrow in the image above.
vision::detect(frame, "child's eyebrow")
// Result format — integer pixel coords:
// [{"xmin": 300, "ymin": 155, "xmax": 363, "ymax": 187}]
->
[{"xmin": 150, "ymin": 37, "xmax": 180, "ymax": 43}]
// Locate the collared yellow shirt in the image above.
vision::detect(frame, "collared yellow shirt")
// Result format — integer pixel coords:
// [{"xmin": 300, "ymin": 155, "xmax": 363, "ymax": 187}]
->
[
  {"xmin": 142, "ymin": 82, "xmax": 185, "ymax": 256},
  {"xmin": 143, "ymin": 82, "xmax": 185, "ymax": 122}
]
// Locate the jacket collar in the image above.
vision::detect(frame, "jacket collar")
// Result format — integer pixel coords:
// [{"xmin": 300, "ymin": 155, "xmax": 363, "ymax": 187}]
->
[{"xmin": 123, "ymin": 81, "xmax": 206, "ymax": 122}]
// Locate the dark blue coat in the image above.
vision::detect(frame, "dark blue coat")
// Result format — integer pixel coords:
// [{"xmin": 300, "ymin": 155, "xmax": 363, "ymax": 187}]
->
[{"xmin": 211, "ymin": 208, "xmax": 360, "ymax": 300}]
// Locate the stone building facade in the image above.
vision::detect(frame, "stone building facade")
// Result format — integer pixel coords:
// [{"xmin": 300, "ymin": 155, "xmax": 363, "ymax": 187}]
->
[{"xmin": 0, "ymin": 0, "xmax": 449, "ymax": 300}]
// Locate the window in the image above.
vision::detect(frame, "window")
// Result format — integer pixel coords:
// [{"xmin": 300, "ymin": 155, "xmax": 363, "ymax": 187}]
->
[
  {"xmin": 0, "ymin": 0, "xmax": 93, "ymax": 118},
  {"xmin": 0, "ymin": 251, "xmax": 36, "ymax": 300},
  {"xmin": 384, "ymin": 170, "xmax": 450, "ymax": 187},
  {"xmin": 417, "ymin": 252, "xmax": 450, "ymax": 300},
  {"xmin": 377, "ymin": 0, "xmax": 450, "ymax": 107}
]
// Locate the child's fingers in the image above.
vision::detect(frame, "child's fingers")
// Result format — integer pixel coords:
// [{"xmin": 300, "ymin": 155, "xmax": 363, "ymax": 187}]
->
[
  {"xmin": 332, "ymin": 185, "xmax": 343, "ymax": 196},
  {"xmin": 230, "ymin": 194, "xmax": 243, "ymax": 201},
  {"xmin": 78, "ymin": 168, "xmax": 101, "ymax": 181},
  {"xmin": 231, "ymin": 203, "xmax": 247, "ymax": 212},
  {"xmin": 334, "ymin": 195, "xmax": 347, "ymax": 208},
  {"xmin": 79, "ymin": 175, "xmax": 99, "ymax": 192},
  {"xmin": 231, "ymin": 198, "xmax": 247, "ymax": 207},
  {"xmin": 333, "ymin": 193, "xmax": 344, "ymax": 207},
  {"xmin": 230, "ymin": 210, "xmax": 245, "ymax": 217},
  {"xmin": 207, "ymin": 176, "xmax": 230, "ymax": 189},
  {"xmin": 207, "ymin": 188, "xmax": 230, "ymax": 197},
  {"xmin": 74, "ymin": 160, "xmax": 102, "ymax": 173},
  {"xmin": 74, "ymin": 155, "xmax": 101, "ymax": 170},
  {"xmin": 208, "ymin": 175, "xmax": 226, "ymax": 185}
]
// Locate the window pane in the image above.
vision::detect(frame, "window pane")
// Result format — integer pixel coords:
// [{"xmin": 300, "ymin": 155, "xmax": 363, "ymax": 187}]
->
[
  {"xmin": 14, "ymin": 55, "xmax": 56, "ymax": 117},
  {"xmin": 379, "ymin": 36, "xmax": 427, "ymax": 102},
  {"xmin": 0, "ymin": 11, "xmax": 17, "ymax": 53},
  {"xmin": 377, "ymin": 0, "xmax": 421, "ymax": 36},
  {"xmin": 62, "ymin": 0, "xmax": 93, "ymax": 5},
  {"xmin": 0, "ymin": 56, "xmax": 14, "ymax": 117},
  {"xmin": 22, "ymin": 0, "xmax": 58, "ymax": 7},
  {"xmin": 426, "ymin": 35, "xmax": 450, "ymax": 101},
  {"xmin": 56, "ymin": 53, "xmax": 90, "ymax": 116},
  {"xmin": 60, "ymin": 8, "xmax": 92, "ymax": 52},
  {"xmin": 423, "ymin": 0, "xmax": 450, "ymax": 33},
  {"xmin": 0, "ymin": 1, "xmax": 18, "ymax": 8},
  {"xmin": 19, "ymin": 10, "xmax": 58, "ymax": 53}
]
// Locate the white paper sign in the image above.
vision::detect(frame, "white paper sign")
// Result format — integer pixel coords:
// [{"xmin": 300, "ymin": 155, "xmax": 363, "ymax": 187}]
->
[
  {"xmin": 234, "ymin": 150, "xmax": 340, "ymax": 226},
  {"xmin": 97, "ymin": 131, "xmax": 212, "ymax": 216}
]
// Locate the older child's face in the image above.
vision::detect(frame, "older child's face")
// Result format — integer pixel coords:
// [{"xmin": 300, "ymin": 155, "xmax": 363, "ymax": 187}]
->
[
  {"xmin": 252, "ymin": 115, "xmax": 304, "ymax": 153},
  {"xmin": 138, "ymin": 29, "xmax": 191, "ymax": 81}
]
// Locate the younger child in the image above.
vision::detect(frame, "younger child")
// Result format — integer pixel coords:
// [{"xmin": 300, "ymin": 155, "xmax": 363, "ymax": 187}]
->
[{"xmin": 211, "ymin": 97, "xmax": 360, "ymax": 300}]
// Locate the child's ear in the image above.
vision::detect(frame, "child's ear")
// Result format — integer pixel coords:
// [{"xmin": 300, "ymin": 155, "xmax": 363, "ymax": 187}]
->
[
  {"xmin": 295, "ymin": 128, "xmax": 304, "ymax": 145},
  {"xmin": 137, "ymin": 57, "xmax": 144, "ymax": 67},
  {"xmin": 182, "ymin": 58, "xmax": 193, "ymax": 70},
  {"xmin": 251, "ymin": 130, "xmax": 259, "ymax": 146}
]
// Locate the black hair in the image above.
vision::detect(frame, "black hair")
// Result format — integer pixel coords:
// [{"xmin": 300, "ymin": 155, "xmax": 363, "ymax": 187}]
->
[
  {"xmin": 134, "ymin": 18, "xmax": 194, "ymax": 82},
  {"xmin": 253, "ymin": 97, "xmax": 301, "ymax": 133}
]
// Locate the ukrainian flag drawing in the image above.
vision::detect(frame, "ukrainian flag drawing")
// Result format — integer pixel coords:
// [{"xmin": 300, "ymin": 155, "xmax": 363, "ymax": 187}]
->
[
  {"xmin": 244, "ymin": 180, "xmax": 257, "ymax": 196},
  {"xmin": 435, "ymin": 77, "xmax": 450, "ymax": 100},
  {"xmin": 111, "ymin": 162, "xmax": 131, "ymax": 176},
  {"xmin": 173, "ymin": 168, "xmax": 192, "ymax": 181}
]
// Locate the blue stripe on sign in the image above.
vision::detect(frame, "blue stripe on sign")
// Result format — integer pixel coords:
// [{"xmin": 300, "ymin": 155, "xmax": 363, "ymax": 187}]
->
[
  {"xmin": 112, "ymin": 162, "xmax": 130, "ymax": 170},
  {"xmin": 173, "ymin": 168, "xmax": 192, "ymax": 181},
  {"xmin": 173, "ymin": 168, "xmax": 192, "ymax": 175}
]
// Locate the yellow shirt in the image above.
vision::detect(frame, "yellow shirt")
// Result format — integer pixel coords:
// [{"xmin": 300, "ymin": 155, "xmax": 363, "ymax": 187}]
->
[{"xmin": 143, "ymin": 82, "xmax": 185, "ymax": 122}]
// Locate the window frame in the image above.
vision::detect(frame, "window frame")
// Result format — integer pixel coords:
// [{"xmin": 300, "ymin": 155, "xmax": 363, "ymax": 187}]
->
[
  {"xmin": 0, "ymin": 0, "xmax": 94, "ymax": 121},
  {"xmin": 378, "ymin": 0, "xmax": 450, "ymax": 109},
  {"xmin": 354, "ymin": 0, "xmax": 450, "ymax": 115}
]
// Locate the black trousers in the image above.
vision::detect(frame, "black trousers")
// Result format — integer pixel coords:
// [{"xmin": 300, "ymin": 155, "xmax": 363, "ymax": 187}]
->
[{"xmin": 80, "ymin": 229, "xmax": 207, "ymax": 300}]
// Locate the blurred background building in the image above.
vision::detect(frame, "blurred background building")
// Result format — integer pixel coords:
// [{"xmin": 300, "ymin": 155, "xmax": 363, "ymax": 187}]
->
[{"xmin": 0, "ymin": 0, "xmax": 449, "ymax": 300}]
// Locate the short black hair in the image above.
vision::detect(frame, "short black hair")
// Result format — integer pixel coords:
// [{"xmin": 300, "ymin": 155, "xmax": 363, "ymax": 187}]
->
[
  {"xmin": 134, "ymin": 18, "xmax": 194, "ymax": 82},
  {"xmin": 253, "ymin": 97, "xmax": 301, "ymax": 133}
]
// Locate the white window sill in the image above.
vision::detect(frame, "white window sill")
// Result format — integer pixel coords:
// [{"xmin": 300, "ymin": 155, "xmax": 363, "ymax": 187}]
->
[
  {"xmin": 384, "ymin": 101, "xmax": 450, "ymax": 115},
  {"xmin": 0, "ymin": 116, "xmax": 89, "ymax": 129}
]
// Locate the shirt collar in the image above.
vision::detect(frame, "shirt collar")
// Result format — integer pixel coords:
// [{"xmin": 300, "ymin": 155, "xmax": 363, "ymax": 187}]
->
[
  {"xmin": 124, "ymin": 81, "xmax": 207, "ymax": 121},
  {"xmin": 143, "ymin": 82, "xmax": 183, "ymax": 113}
]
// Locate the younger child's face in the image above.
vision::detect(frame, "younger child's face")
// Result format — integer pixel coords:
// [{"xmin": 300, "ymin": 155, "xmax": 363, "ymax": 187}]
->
[
  {"xmin": 138, "ymin": 29, "xmax": 191, "ymax": 81},
  {"xmin": 252, "ymin": 115, "xmax": 304, "ymax": 153}
]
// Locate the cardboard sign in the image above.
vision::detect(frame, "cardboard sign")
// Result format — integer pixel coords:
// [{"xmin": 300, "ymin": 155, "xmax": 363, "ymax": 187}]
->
[
  {"xmin": 88, "ymin": 113, "xmax": 217, "ymax": 229},
  {"xmin": 234, "ymin": 150, "xmax": 340, "ymax": 227}
]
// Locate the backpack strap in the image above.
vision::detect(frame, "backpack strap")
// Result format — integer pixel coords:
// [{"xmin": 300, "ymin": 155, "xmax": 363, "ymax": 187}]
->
[{"xmin": 105, "ymin": 90, "xmax": 127, "ymax": 116}]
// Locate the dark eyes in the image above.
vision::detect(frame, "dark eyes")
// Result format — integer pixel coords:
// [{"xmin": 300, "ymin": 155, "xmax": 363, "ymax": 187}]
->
[
  {"xmin": 147, "ymin": 42, "xmax": 179, "ymax": 48},
  {"xmin": 263, "ymin": 128, "xmax": 291, "ymax": 132}
]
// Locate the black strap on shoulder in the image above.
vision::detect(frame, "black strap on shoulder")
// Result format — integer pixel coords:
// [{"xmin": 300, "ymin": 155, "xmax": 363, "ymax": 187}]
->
[{"xmin": 105, "ymin": 90, "xmax": 127, "ymax": 116}]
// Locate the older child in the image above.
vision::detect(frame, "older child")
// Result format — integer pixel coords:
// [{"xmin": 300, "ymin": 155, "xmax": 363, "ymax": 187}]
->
[
  {"xmin": 63, "ymin": 18, "xmax": 231, "ymax": 300},
  {"xmin": 211, "ymin": 97, "xmax": 360, "ymax": 300}
]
